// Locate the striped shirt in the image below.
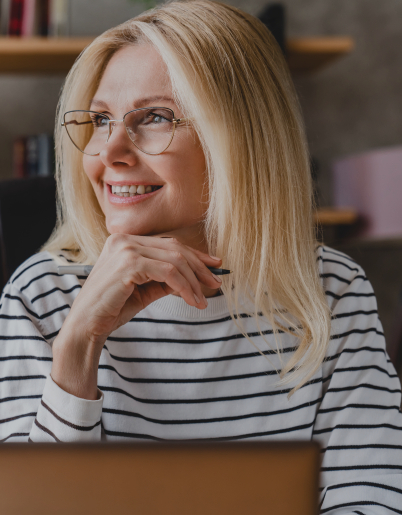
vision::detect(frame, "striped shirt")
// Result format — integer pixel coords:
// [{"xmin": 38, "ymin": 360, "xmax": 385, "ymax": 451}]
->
[{"xmin": 0, "ymin": 245, "xmax": 401, "ymax": 513}]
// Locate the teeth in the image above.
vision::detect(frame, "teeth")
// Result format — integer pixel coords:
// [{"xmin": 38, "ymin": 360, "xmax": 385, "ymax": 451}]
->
[{"xmin": 111, "ymin": 184, "xmax": 161, "ymax": 197}]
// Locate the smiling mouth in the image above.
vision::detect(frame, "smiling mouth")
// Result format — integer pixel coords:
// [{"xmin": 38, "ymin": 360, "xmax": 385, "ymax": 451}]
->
[{"xmin": 109, "ymin": 184, "xmax": 163, "ymax": 197}]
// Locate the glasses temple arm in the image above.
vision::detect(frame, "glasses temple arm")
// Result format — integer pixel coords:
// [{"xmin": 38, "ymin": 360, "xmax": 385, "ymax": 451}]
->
[{"xmin": 61, "ymin": 120, "xmax": 93, "ymax": 127}]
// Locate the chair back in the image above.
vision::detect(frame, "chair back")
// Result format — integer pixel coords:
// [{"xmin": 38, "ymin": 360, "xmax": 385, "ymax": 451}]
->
[{"xmin": 0, "ymin": 176, "xmax": 56, "ymax": 290}]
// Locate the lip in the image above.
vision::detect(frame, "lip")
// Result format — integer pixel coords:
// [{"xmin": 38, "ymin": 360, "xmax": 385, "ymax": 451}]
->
[{"xmin": 106, "ymin": 183, "xmax": 163, "ymax": 205}]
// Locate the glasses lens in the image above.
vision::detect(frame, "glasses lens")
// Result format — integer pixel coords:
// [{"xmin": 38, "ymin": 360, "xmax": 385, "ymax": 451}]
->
[
  {"xmin": 124, "ymin": 108, "xmax": 175, "ymax": 154},
  {"xmin": 64, "ymin": 111, "xmax": 109, "ymax": 155}
]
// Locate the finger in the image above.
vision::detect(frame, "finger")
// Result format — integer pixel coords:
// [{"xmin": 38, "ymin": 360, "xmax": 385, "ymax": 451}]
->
[
  {"xmin": 184, "ymin": 245, "xmax": 222, "ymax": 268},
  {"xmin": 157, "ymin": 238, "xmax": 223, "ymax": 278},
  {"xmin": 130, "ymin": 234, "xmax": 222, "ymax": 263},
  {"xmin": 178, "ymin": 248, "xmax": 223, "ymax": 288},
  {"xmin": 140, "ymin": 244, "xmax": 222, "ymax": 290},
  {"xmin": 129, "ymin": 255, "xmax": 206, "ymax": 308},
  {"xmin": 129, "ymin": 246, "xmax": 209, "ymax": 306},
  {"xmin": 126, "ymin": 235, "xmax": 223, "ymax": 289}
]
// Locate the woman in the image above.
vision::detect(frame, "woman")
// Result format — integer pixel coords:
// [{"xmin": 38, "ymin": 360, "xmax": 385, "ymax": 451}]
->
[{"xmin": 1, "ymin": 0, "xmax": 401, "ymax": 511}]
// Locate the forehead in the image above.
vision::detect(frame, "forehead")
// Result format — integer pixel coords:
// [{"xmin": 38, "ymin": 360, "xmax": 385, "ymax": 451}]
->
[{"xmin": 93, "ymin": 44, "xmax": 173, "ymax": 110}]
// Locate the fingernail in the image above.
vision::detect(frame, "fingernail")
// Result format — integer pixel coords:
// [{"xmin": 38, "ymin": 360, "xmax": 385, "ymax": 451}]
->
[
  {"xmin": 203, "ymin": 295, "xmax": 208, "ymax": 306},
  {"xmin": 194, "ymin": 293, "xmax": 201, "ymax": 304},
  {"xmin": 212, "ymin": 273, "xmax": 222, "ymax": 283},
  {"xmin": 210, "ymin": 255, "xmax": 221, "ymax": 261}
]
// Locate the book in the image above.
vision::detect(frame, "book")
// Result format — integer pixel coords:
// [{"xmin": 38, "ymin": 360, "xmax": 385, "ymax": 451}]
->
[
  {"xmin": 0, "ymin": 0, "xmax": 12, "ymax": 35},
  {"xmin": 49, "ymin": 0, "xmax": 69, "ymax": 37},
  {"xmin": 13, "ymin": 134, "xmax": 54, "ymax": 177},
  {"xmin": 37, "ymin": 0, "xmax": 49, "ymax": 36},
  {"xmin": 26, "ymin": 135, "xmax": 38, "ymax": 176},
  {"xmin": 12, "ymin": 136, "xmax": 27, "ymax": 178},
  {"xmin": 21, "ymin": 0, "xmax": 36, "ymax": 37},
  {"xmin": 8, "ymin": 0, "xmax": 25, "ymax": 36},
  {"xmin": 2, "ymin": 0, "xmax": 68, "ymax": 38},
  {"xmin": 37, "ymin": 133, "xmax": 53, "ymax": 176}
]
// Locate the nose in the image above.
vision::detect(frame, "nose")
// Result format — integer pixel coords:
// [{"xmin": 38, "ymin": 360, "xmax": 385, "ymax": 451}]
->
[
  {"xmin": 106, "ymin": 119, "xmax": 125, "ymax": 142},
  {"xmin": 99, "ymin": 119, "xmax": 138, "ymax": 168}
]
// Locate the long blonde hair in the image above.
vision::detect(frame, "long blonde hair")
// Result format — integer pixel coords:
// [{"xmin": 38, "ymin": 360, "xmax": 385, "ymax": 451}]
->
[{"xmin": 44, "ymin": 0, "xmax": 331, "ymax": 395}]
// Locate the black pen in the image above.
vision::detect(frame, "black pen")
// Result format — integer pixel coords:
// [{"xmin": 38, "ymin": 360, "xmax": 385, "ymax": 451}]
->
[{"xmin": 57, "ymin": 265, "xmax": 232, "ymax": 276}]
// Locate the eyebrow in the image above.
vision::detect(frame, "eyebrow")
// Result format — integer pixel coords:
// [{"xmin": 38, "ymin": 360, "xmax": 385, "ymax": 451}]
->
[{"xmin": 89, "ymin": 95, "xmax": 177, "ymax": 110}]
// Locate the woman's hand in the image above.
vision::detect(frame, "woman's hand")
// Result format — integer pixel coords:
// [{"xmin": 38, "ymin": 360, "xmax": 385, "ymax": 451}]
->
[{"xmin": 51, "ymin": 235, "xmax": 222, "ymax": 399}]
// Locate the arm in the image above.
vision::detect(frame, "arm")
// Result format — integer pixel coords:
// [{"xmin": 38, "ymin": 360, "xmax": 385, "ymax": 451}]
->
[
  {"xmin": 0, "ymin": 260, "xmax": 103, "ymax": 443},
  {"xmin": 1, "ymin": 237, "xmax": 221, "ymax": 443},
  {"xmin": 50, "ymin": 234, "xmax": 221, "ymax": 402},
  {"xmin": 315, "ymin": 248, "xmax": 402, "ymax": 514}
]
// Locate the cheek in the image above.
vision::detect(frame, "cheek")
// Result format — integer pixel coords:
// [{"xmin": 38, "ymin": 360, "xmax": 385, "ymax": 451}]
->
[
  {"xmin": 83, "ymin": 155, "xmax": 105, "ymax": 208},
  {"xmin": 83, "ymin": 155, "xmax": 103, "ymax": 183},
  {"xmin": 176, "ymin": 148, "xmax": 208, "ymax": 213}
]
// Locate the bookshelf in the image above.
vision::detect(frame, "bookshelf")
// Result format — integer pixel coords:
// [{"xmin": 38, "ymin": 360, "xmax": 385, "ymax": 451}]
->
[
  {"xmin": 287, "ymin": 37, "xmax": 354, "ymax": 73},
  {"xmin": 314, "ymin": 207, "xmax": 357, "ymax": 226},
  {"xmin": 0, "ymin": 36, "xmax": 354, "ymax": 74},
  {"xmin": 0, "ymin": 37, "xmax": 92, "ymax": 73}
]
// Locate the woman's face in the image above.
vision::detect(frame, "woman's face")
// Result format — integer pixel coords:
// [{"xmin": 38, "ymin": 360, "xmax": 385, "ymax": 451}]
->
[{"xmin": 83, "ymin": 44, "xmax": 208, "ymax": 247}]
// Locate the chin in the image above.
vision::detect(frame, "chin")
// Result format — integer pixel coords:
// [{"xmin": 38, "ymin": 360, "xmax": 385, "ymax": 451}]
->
[{"xmin": 106, "ymin": 219, "xmax": 154, "ymax": 236}]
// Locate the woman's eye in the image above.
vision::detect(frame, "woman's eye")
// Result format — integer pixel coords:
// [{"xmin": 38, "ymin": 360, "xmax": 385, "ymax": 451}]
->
[
  {"xmin": 91, "ymin": 115, "xmax": 109, "ymax": 128},
  {"xmin": 145, "ymin": 113, "xmax": 169, "ymax": 124}
]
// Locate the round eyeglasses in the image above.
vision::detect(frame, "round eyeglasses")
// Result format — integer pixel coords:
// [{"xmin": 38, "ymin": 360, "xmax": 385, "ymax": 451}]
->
[{"xmin": 61, "ymin": 107, "xmax": 188, "ymax": 156}]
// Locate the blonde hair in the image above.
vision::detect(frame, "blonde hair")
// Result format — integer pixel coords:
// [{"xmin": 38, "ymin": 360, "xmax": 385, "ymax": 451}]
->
[{"xmin": 44, "ymin": 0, "xmax": 331, "ymax": 395}]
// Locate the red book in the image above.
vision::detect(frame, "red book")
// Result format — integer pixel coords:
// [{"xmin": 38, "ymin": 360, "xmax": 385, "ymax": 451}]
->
[
  {"xmin": 8, "ymin": 0, "xmax": 25, "ymax": 36},
  {"xmin": 13, "ymin": 137, "xmax": 27, "ymax": 178}
]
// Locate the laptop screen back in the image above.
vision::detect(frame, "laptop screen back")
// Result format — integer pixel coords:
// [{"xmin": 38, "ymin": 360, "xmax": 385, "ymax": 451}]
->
[{"xmin": 0, "ymin": 441, "xmax": 320, "ymax": 515}]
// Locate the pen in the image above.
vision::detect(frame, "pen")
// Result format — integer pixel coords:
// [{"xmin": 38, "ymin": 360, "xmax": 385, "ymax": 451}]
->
[{"xmin": 57, "ymin": 265, "xmax": 232, "ymax": 276}]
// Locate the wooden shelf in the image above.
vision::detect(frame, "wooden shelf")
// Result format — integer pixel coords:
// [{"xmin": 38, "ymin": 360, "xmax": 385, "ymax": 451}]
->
[
  {"xmin": 314, "ymin": 207, "xmax": 358, "ymax": 226},
  {"xmin": 0, "ymin": 36, "xmax": 354, "ymax": 74},
  {"xmin": 0, "ymin": 37, "xmax": 93, "ymax": 73},
  {"xmin": 287, "ymin": 37, "xmax": 355, "ymax": 73}
]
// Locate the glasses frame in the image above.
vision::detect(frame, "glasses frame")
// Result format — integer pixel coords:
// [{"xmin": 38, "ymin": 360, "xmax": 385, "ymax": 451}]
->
[{"xmin": 61, "ymin": 107, "xmax": 188, "ymax": 156}]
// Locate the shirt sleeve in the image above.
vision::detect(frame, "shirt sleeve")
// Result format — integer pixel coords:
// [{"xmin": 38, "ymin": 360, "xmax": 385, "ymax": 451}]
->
[
  {"xmin": 0, "ymin": 279, "xmax": 104, "ymax": 443},
  {"xmin": 316, "ymin": 248, "xmax": 402, "ymax": 514}
]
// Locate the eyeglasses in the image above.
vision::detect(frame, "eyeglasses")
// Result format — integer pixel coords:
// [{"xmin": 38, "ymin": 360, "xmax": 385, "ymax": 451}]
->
[{"xmin": 61, "ymin": 107, "xmax": 189, "ymax": 156}]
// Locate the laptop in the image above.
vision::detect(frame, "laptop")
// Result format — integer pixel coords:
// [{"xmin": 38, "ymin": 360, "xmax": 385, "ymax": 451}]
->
[{"xmin": 0, "ymin": 440, "xmax": 320, "ymax": 515}]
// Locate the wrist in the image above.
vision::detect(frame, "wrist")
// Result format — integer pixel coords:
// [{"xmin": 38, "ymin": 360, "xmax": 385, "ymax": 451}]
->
[{"xmin": 51, "ymin": 316, "xmax": 104, "ymax": 401}]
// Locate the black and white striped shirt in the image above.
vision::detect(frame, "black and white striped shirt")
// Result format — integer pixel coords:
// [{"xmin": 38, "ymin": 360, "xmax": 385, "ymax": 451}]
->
[{"xmin": 1, "ymin": 246, "xmax": 401, "ymax": 513}]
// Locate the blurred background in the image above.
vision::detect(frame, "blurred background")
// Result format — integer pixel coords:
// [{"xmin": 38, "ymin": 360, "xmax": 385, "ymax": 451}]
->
[{"xmin": 0, "ymin": 0, "xmax": 401, "ymax": 379}]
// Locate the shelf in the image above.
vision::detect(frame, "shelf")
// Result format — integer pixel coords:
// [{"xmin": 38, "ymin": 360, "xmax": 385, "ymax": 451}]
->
[
  {"xmin": 0, "ymin": 36, "xmax": 354, "ymax": 74},
  {"xmin": 314, "ymin": 207, "xmax": 358, "ymax": 226},
  {"xmin": 287, "ymin": 37, "xmax": 355, "ymax": 73},
  {"xmin": 0, "ymin": 37, "xmax": 93, "ymax": 73}
]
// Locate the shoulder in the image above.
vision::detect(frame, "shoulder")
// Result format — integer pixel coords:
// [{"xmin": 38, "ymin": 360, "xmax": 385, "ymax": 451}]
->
[
  {"xmin": 5, "ymin": 250, "xmax": 83, "ymax": 306},
  {"xmin": 315, "ymin": 245, "xmax": 374, "ymax": 312},
  {"xmin": 316, "ymin": 244, "xmax": 362, "ymax": 279},
  {"xmin": 8, "ymin": 251, "xmax": 58, "ymax": 287},
  {"xmin": 316, "ymin": 246, "xmax": 384, "ymax": 365}
]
